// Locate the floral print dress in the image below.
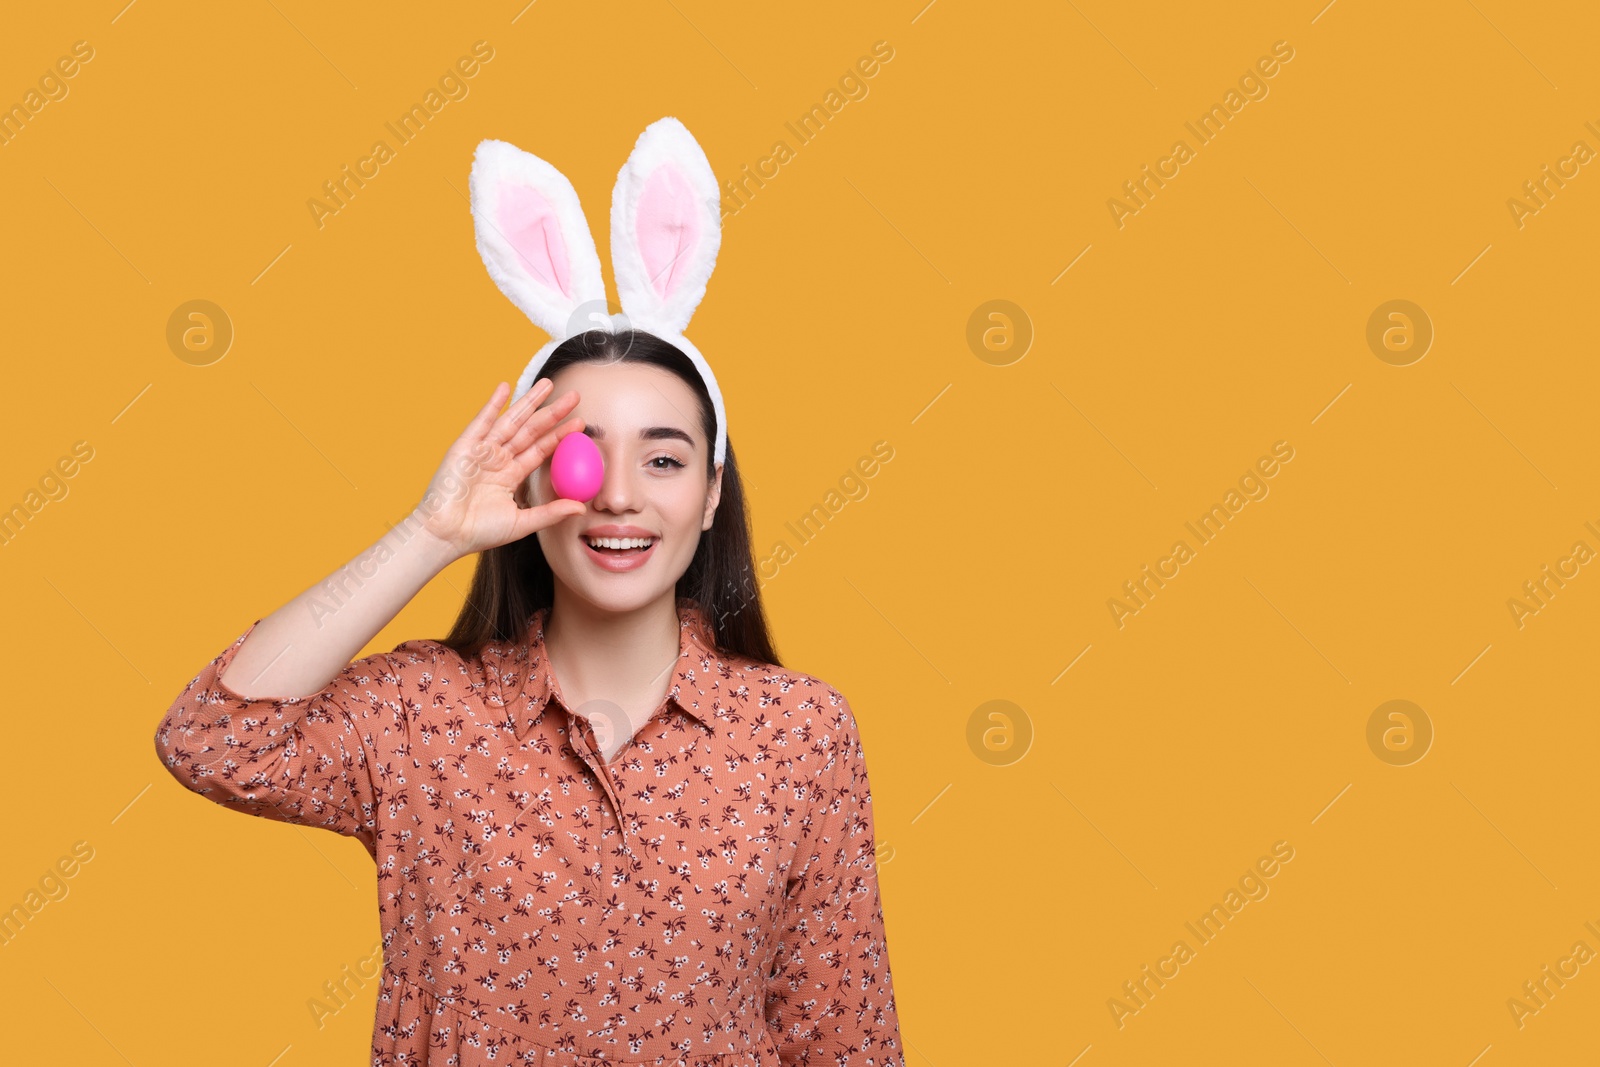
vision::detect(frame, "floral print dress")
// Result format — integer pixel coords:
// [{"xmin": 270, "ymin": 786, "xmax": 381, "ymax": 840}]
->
[{"xmin": 153, "ymin": 597, "xmax": 903, "ymax": 1067}]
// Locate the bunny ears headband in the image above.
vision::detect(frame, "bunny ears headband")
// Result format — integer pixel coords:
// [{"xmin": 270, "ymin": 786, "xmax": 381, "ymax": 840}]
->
[{"xmin": 468, "ymin": 116, "xmax": 728, "ymax": 466}]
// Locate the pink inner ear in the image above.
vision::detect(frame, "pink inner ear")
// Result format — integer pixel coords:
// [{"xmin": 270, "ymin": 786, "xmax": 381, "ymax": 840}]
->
[
  {"xmin": 497, "ymin": 179, "xmax": 572, "ymax": 298},
  {"xmin": 636, "ymin": 163, "xmax": 700, "ymax": 300}
]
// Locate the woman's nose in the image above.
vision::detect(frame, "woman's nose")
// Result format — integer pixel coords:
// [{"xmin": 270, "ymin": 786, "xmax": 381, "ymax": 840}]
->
[{"xmin": 589, "ymin": 451, "xmax": 639, "ymax": 511}]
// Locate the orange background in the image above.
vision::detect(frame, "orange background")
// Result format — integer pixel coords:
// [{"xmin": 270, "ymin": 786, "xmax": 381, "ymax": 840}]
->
[{"xmin": 3, "ymin": 2, "xmax": 1599, "ymax": 1064}]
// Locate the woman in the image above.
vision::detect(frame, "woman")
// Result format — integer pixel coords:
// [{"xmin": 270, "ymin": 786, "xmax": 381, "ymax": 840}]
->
[{"xmin": 153, "ymin": 331, "xmax": 903, "ymax": 1066}]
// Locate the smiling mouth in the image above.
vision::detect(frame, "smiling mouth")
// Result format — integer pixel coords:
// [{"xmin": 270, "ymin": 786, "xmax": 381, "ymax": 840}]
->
[{"xmin": 583, "ymin": 535, "xmax": 657, "ymax": 556}]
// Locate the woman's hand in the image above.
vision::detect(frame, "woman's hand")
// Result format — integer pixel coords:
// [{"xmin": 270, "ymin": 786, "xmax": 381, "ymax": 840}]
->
[{"xmin": 417, "ymin": 378, "xmax": 590, "ymax": 561}]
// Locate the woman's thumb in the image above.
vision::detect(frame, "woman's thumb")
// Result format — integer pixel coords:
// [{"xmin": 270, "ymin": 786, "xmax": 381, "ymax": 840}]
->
[{"xmin": 513, "ymin": 499, "xmax": 586, "ymax": 541}]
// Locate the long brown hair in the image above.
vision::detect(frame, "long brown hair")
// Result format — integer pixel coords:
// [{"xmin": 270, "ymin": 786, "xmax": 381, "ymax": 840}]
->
[{"xmin": 439, "ymin": 329, "xmax": 780, "ymax": 668}]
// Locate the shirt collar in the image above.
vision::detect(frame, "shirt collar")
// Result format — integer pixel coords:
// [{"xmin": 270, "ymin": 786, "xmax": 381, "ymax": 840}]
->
[{"xmin": 491, "ymin": 597, "xmax": 728, "ymax": 742}]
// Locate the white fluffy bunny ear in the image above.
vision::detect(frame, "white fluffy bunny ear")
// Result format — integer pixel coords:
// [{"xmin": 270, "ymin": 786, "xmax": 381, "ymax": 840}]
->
[
  {"xmin": 609, "ymin": 117, "xmax": 723, "ymax": 336},
  {"xmin": 470, "ymin": 138, "xmax": 607, "ymax": 341}
]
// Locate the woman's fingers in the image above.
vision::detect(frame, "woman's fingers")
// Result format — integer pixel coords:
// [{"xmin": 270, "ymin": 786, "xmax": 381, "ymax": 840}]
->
[
  {"xmin": 461, "ymin": 382, "xmax": 511, "ymax": 445},
  {"xmin": 502, "ymin": 387, "xmax": 582, "ymax": 457},
  {"xmin": 490, "ymin": 380, "xmax": 579, "ymax": 453},
  {"xmin": 503, "ymin": 394, "xmax": 581, "ymax": 459},
  {"xmin": 503, "ymin": 415, "xmax": 585, "ymax": 506},
  {"xmin": 509, "ymin": 495, "xmax": 588, "ymax": 542},
  {"xmin": 420, "ymin": 381, "xmax": 589, "ymax": 557},
  {"xmin": 486, "ymin": 378, "xmax": 552, "ymax": 447},
  {"xmin": 510, "ymin": 414, "xmax": 585, "ymax": 481}
]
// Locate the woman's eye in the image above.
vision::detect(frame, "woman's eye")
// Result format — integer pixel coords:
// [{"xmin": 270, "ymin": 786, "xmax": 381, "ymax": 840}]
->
[{"xmin": 649, "ymin": 455, "xmax": 686, "ymax": 470}]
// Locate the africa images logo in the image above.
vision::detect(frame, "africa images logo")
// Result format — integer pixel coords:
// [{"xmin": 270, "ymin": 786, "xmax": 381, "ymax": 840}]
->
[{"xmin": 1105, "ymin": 40, "xmax": 1296, "ymax": 229}]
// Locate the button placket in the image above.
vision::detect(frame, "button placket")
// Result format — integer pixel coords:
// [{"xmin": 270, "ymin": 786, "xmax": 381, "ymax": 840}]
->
[
  {"xmin": 566, "ymin": 709, "xmax": 642, "ymax": 910},
  {"xmin": 551, "ymin": 648, "xmax": 685, "ymax": 928},
  {"xmin": 567, "ymin": 689, "xmax": 681, "ymax": 866},
  {"xmin": 545, "ymin": 663, "xmax": 637, "ymax": 870}
]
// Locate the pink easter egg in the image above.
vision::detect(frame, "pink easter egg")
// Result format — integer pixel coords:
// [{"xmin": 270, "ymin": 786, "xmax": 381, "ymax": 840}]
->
[{"xmin": 550, "ymin": 431, "xmax": 605, "ymax": 502}]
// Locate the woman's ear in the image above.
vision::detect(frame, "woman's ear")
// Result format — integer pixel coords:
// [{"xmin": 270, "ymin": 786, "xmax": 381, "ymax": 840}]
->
[{"xmin": 702, "ymin": 462, "xmax": 723, "ymax": 531}]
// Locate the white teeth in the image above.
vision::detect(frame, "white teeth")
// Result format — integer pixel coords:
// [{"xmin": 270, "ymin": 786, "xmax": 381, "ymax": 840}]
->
[{"xmin": 586, "ymin": 536, "xmax": 654, "ymax": 550}]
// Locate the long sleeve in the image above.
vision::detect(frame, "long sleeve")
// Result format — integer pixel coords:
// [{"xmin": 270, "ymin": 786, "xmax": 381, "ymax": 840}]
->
[
  {"xmin": 765, "ymin": 688, "xmax": 904, "ymax": 1066},
  {"xmin": 153, "ymin": 618, "xmax": 430, "ymax": 858}
]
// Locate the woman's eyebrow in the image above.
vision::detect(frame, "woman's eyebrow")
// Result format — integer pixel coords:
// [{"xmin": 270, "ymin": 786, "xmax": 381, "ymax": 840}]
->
[{"xmin": 582, "ymin": 423, "xmax": 696, "ymax": 447}]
